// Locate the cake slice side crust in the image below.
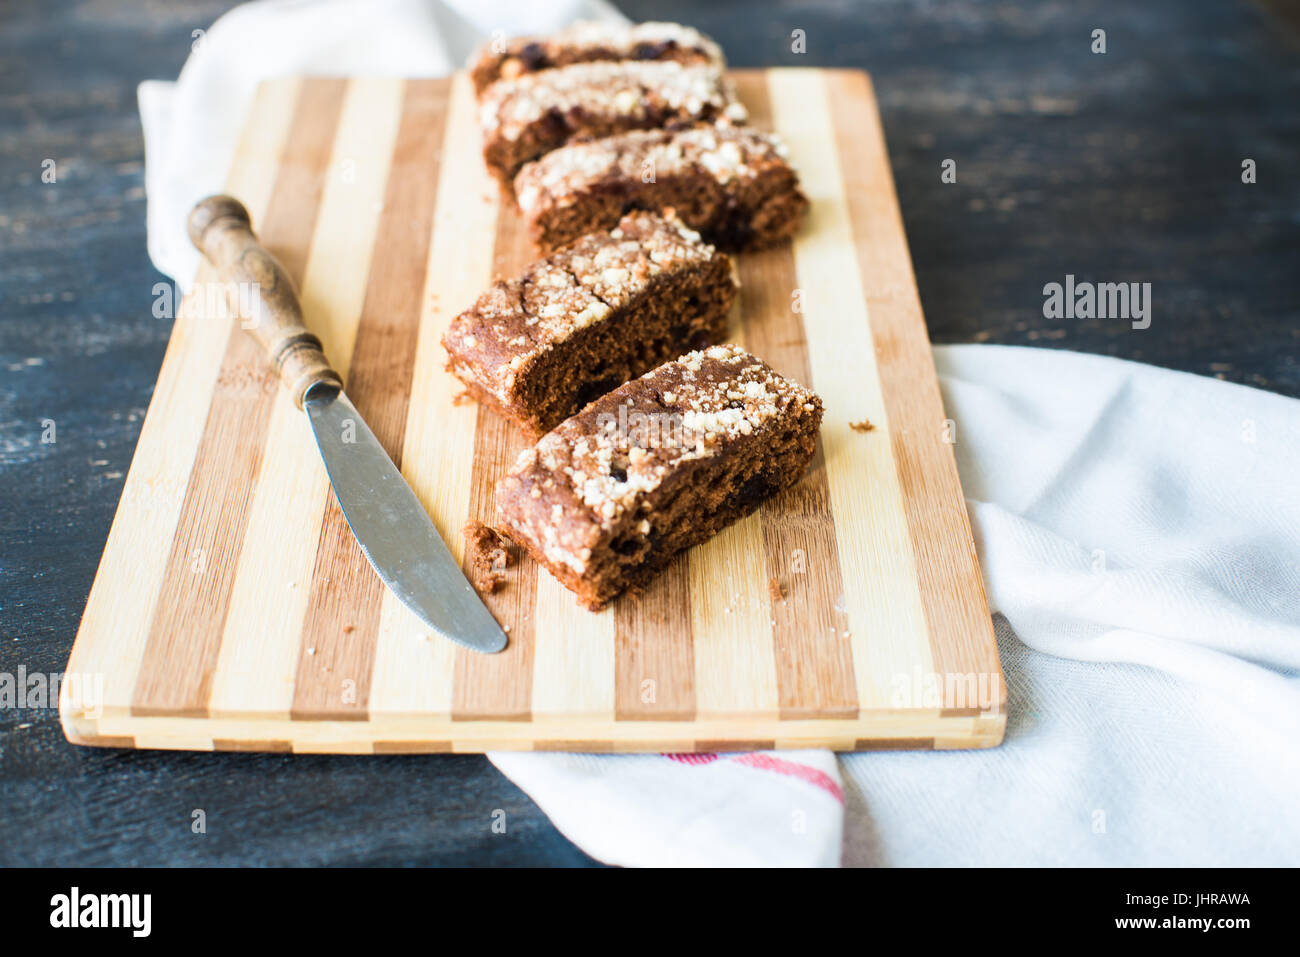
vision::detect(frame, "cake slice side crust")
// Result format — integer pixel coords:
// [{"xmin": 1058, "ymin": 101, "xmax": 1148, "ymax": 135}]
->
[
  {"xmin": 495, "ymin": 345, "xmax": 824, "ymax": 609},
  {"xmin": 514, "ymin": 125, "xmax": 808, "ymax": 252},
  {"xmin": 442, "ymin": 212, "xmax": 739, "ymax": 437}
]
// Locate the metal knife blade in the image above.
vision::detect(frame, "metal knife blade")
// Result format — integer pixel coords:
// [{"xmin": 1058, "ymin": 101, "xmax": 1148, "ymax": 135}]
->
[{"xmin": 304, "ymin": 386, "xmax": 507, "ymax": 654}]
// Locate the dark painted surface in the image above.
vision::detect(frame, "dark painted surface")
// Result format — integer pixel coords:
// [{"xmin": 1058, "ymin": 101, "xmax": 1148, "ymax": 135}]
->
[{"xmin": 0, "ymin": 0, "xmax": 1296, "ymax": 865}]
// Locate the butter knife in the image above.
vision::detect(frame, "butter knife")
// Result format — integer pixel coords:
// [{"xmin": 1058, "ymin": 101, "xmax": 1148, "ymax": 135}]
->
[{"xmin": 188, "ymin": 195, "xmax": 507, "ymax": 654}]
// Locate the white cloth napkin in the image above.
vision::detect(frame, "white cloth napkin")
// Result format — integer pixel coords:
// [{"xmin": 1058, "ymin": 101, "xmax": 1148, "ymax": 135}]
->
[
  {"xmin": 845, "ymin": 345, "xmax": 1300, "ymax": 867},
  {"xmin": 140, "ymin": 0, "xmax": 1300, "ymax": 867}
]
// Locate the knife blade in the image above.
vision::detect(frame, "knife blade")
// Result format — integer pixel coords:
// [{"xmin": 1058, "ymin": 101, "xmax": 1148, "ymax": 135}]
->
[
  {"xmin": 303, "ymin": 387, "xmax": 506, "ymax": 653},
  {"xmin": 188, "ymin": 194, "xmax": 507, "ymax": 654}
]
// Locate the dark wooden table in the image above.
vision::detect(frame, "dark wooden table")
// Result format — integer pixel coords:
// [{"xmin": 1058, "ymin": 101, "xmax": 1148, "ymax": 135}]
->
[{"xmin": 1, "ymin": 0, "xmax": 1296, "ymax": 866}]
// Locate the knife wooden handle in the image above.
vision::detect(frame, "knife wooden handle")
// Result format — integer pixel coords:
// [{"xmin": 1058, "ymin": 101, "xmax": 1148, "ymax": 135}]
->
[{"xmin": 187, "ymin": 195, "xmax": 343, "ymax": 408}]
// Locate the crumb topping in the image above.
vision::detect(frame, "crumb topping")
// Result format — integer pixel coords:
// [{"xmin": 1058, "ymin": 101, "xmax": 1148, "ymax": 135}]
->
[
  {"xmin": 558, "ymin": 20, "xmax": 723, "ymax": 60},
  {"xmin": 514, "ymin": 125, "xmax": 793, "ymax": 215},
  {"xmin": 478, "ymin": 60, "xmax": 747, "ymax": 142},
  {"xmin": 471, "ymin": 20, "xmax": 725, "ymax": 86}
]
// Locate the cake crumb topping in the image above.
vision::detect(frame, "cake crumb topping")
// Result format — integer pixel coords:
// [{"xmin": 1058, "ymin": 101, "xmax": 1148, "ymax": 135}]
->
[{"xmin": 470, "ymin": 20, "xmax": 725, "ymax": 93}]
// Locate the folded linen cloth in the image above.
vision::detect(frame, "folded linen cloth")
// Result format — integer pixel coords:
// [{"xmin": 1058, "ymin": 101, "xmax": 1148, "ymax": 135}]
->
[
  {"xmin": 139, "ymin": 0, "xmax": 1300, "ymax": 867},
  {"xmin": 842, "ymin": 345, "xmax": 1300, "ymax": 867},
  {"xmin": 498, "ymin": 346, "xmax": 1300, "ymax": 867}
]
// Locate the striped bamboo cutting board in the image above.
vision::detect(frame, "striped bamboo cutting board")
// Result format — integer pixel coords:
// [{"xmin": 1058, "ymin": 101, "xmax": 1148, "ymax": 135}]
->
[{"xmin": 62, "ymin": 69, "xmax": 1005, "ymax": 754}]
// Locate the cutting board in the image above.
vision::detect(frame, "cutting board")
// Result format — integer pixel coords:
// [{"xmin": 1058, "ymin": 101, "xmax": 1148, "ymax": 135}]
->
[{"xmin": 62, "ymin": 69, "xmax": 1005, "ymax": 753}]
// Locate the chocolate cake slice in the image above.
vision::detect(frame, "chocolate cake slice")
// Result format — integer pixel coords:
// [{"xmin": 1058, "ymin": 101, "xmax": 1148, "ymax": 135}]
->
[
  {"xmin": 514, "ymin": 124, "xmax": 808, "ymax": 252},
  {"xmin": 469, "ymin": 20, "xmax": 725, "ymax": 96},
  {"xmin": 495, "ymin": 345, "xmax": 824, "ymax": 610},
  {"xmin": 442, "ymin": 211, "xmax": 738, "ymax": 438},
  {"xmin": 478, "ymin": 60, "xmax": 747, "ymax": 187}
]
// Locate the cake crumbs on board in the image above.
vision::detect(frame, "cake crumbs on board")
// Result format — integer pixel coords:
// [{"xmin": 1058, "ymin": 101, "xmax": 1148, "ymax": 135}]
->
[{"xmin": 464, "ymin": 519, "xmax": 515, "ymax": 594}]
